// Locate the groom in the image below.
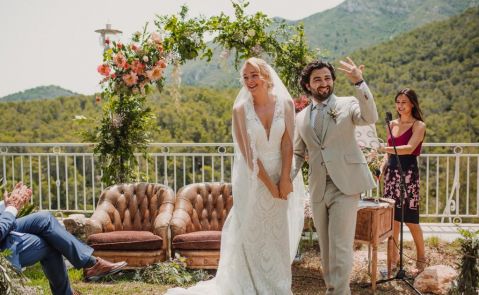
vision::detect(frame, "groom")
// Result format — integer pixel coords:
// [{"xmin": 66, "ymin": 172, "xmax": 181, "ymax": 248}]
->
[{"xmin": 292, "ymin": 58, "xmax": 378, "ymax": 294}]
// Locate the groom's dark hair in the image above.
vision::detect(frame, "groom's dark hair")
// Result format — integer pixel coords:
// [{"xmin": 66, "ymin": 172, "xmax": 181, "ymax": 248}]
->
[{"xmin": 299, "ymin": 60, "xmax": 336, "ymax": 95}]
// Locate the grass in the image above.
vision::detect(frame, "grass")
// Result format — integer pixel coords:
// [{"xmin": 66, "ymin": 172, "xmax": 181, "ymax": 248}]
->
[
  {"xmin": 23, "ymin": 263, "xmax": 171, "ymax": 295},
  {"xmin": 21, "ymin": 236, "xmax": 461, "ymax": 295}
]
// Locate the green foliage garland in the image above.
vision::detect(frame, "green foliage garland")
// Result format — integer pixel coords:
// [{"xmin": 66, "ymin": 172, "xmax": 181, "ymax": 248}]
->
[
  {"xmin": 91, "ymin": 26, "xmax": 166, "ymax": 185},
  {"xmin": 155, "ymin": 1, "xmax": 316, "ymax": 96}
]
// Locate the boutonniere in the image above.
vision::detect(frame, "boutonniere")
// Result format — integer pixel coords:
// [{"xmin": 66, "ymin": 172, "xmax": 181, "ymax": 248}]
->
[{"xmin": 327, "ymin": 107, "xmax": 339, "ymax": 122}]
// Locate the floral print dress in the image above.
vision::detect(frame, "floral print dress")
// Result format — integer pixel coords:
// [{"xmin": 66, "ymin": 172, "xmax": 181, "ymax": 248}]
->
[{"xmin": 384, "ymin": 124, "xmax": 422, "ymax": 224}]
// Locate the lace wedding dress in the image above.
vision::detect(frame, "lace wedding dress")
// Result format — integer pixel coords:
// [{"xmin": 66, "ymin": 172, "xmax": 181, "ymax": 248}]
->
[{"xmin": 166, "ymin": 66, "xmax": 304, "ymax": 295}]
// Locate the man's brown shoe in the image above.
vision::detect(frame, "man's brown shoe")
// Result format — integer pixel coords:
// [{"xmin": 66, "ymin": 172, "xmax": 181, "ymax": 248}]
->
[{"xmin": 83, "ymin": 257, "xmax": 127, "ymax": 282}]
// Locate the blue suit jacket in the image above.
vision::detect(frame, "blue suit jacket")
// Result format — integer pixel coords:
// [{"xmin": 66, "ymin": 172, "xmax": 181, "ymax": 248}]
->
[{"xmin": 0, "ymin": 201, "xmax": 25, "ymax": 270}]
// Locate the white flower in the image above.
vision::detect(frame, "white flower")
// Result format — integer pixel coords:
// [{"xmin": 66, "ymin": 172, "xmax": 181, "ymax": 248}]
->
[
  {"xmin": 111, "ymin": 113, "xmax": 125, "ymax": 128},
  {"xmin": 142, "ymin": 56, "xmax": 149, "ymax": 62},
  {"xmin": 327, "ymin": 107, "xmax": 339, "ymax": 122},
  {"xmin": 252, "ymin": 45, "xmax": 262, "ymax": 55},
  {"xmin": 247, "ymin": 29, "xmax": 256, "ymax": 37}
]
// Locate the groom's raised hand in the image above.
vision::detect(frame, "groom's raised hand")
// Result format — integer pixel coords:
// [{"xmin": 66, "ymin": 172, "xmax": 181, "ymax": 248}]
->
[{"xmin": 337, "ymin": 57, "xmax": 364, "ymax": 84}]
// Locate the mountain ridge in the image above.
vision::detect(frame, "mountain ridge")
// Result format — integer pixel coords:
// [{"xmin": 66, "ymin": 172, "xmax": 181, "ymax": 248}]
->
[{"xmin": 0, "ymin": 85, "xmax": 79, "ymax": 102}]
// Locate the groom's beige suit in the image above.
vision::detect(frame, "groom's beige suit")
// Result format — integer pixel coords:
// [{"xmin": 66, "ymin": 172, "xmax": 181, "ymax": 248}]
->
[{"xmin": 293, "ymin": 83, "xmax": 378, "ymax": 294}]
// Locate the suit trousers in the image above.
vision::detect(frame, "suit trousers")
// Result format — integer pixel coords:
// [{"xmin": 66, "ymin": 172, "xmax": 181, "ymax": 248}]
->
[
  {"xmin": 10, "ymin": 211, "xmax": 93, "ymax": 295},
  {"xmin": 312, "ymin": 176, "xmax": 359, "ymax": 295}
]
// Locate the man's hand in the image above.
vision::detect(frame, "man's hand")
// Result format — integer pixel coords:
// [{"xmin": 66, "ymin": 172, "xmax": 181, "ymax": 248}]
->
[
  {"xmin": 279, "ymin": 177, "xmax": 293, "ymax": 200},
  {"xmin": 337, "ymin": 57, "xmax": 365, "ymax": 84},
  {"xmin": 4, "ymin": 182, "xmax": 32, "ymax": 210}
]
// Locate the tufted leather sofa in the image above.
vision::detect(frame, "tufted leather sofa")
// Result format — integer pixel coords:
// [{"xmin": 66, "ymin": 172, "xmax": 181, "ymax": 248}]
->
[
  {"xmin": 85, "ymin": 183, "xmax": 175, "ymax": 267},
  {"xmin": 170, "ymin": 182, "xmax": 233, "ymax": 269}
]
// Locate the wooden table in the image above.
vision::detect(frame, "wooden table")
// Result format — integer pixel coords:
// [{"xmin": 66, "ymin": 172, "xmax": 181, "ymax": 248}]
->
[{"xmin": 354, "ymin": 198, "xmax": 395, "ymax": 292}]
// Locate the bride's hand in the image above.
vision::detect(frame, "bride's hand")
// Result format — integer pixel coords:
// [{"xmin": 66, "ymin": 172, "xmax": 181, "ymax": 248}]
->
[
  {"xmin": 269, "ymin": 184, "xmax": 280, "ymax": 199},
  {"xmin": 279, "ymin": 177, "xmax": 293, "ymax": 200}
]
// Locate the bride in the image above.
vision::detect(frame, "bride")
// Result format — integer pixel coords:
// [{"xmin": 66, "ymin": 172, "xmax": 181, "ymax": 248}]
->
[{"xmin": 166, "ymin": 57, "xmax": 305, "ymax": 294}]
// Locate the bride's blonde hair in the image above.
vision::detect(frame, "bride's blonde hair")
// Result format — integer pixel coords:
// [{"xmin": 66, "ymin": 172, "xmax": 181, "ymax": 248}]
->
[{"xmin": 240, "ymin": 57, "xmax": 274, "ymax": 89}]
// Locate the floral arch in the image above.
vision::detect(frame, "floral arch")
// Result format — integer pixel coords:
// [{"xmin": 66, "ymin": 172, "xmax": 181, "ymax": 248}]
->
[{"xmin": 91, "ymin": 2, "xmax": 317, "ymax": 185}]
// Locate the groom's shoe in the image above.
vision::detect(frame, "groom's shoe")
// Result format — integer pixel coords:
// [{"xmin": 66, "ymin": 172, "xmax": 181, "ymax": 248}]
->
[{"xmin": 83, "ymin": 257, "xmax": 127, "ymax": 281}]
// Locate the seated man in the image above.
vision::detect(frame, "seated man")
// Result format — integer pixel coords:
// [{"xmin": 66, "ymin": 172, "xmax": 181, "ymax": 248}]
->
[{"xmin": 0, "ymin": 182, "xmax": 127, "ymax": 295}]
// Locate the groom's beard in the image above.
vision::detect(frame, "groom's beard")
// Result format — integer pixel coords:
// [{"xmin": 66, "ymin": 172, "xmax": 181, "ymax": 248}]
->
[{"xmin": 311, "ymin": 85, "xmax": 334, "ymax": 101}]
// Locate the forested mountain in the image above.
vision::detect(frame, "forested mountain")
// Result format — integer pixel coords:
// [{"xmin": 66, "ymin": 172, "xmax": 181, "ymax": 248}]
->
[
  {"xmin": 0, "ymin": 87, "xmax": 237, "ymax": 143},
  {"xmin": 298, "ymin": 0, "xmax": 478, "ymax": 57},
  {"xmin": 0, "ymin": 85, "xmax": 78, "ymax": 102},
  {"xmin": 0, "ymin": 7, "xmax": 477, "ymax": 143},
  {"xmin": 335, "ymin": 6, "xmax": 479, "ymax": 142},
  {"xmin": 179, "ymin": 0, "xmax": 478, "ymax": 87}
]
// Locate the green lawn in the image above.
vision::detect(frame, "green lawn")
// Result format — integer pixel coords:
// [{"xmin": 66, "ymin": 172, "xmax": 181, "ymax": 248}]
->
[{"xmin": 23, "ymin": 263, "xmax": 171, "ymax": 295}]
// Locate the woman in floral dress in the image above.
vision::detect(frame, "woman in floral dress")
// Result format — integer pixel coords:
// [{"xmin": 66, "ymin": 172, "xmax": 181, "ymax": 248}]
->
[{"xmin": 379, "ymin": 88, "xmax": 427, "ymax": 273}]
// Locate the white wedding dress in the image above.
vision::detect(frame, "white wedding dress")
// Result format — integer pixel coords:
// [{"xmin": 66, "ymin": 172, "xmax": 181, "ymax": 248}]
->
[{"xmin": 166, "ymin": 70, "xmax": 304, "ymax": 295}]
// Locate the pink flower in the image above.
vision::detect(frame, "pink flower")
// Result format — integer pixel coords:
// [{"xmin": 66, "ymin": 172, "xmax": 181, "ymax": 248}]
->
[
  {"xmin": 122, "ymin": 72, "xmax": 138, "ymax": 87},
  {"xmin": 151, "ymin": 32, "xmax": 162, "ymax": 43},
  {"xmin": 131, "ymin": 44, "xmax": 139, "ymax": 52},
  {"xmin": 105, "ymin": 38, "xmax": 110, "ymax": 45},
  {"xmin": 131, "ymin": 60, "xmax": 145, "ymax": 75},
  {"xmin": 156, "ymin": 59, "xmax": 167, "ymax": 69},
  {"xmin": 294, "ymin": 95, "xmax": 310, "ymax": 113},
  {"xmin": 97, "ymin": 64, "xmax": 111, "ymax": 76},
  {"xmin": 146, "ymin": 66, "xmax": 163, "ymax": 81},
  {"xmin": 156, "ymin": 43, "xmax": 164, "ymax": 53},
  {"xmin": 117, "ymin": 42, "xmax": 123, "ymax": 49},
  {"xmin": 113, "ymin": 53, "xmax": 128, "ymax": 69}
]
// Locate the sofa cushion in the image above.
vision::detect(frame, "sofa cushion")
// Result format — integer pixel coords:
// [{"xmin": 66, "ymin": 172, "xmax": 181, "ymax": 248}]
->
[
  {"xmin": 87, "ymin": 231, "xmax": 162, "ymax": 251},
  {"xmin": 172, "ymin": 231, "xmax": 221, "ymax": 250}
]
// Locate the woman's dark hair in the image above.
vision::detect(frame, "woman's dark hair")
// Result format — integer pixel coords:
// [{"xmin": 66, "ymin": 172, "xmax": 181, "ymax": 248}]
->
[
  {"xmin": 299, "ymin": 60, "xmax": 336, "ymax": 95},
  {"xmin": 395, "ymin": 88, "xmax": 424, "ymax": 122}
]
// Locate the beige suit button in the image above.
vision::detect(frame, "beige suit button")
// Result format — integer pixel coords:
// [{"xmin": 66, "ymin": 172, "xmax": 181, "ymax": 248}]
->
[
  {"xmin": 321, "ymin": 146, "xmax": 325, "ymax": 150},
  {"xmin": 321, "ymin": 162, "xmax": 325, "ymax": 166}
]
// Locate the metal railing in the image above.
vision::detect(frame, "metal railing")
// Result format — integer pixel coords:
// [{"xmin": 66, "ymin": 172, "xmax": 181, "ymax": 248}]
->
[{"xmin": 0, "ymin": 143, "xmax": 477, "ymax": 223}]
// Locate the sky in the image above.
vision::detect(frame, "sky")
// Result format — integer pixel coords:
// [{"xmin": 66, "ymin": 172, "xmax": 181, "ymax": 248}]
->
[{"xmin": 0, "ymin": 0, "xmax": 345, "ymax": 97}]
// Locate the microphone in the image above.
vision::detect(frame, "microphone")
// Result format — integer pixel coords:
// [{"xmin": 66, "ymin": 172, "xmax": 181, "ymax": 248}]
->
[{"xmin": 385, "ymin": 112, "xmax": 393, "ymax": 124}]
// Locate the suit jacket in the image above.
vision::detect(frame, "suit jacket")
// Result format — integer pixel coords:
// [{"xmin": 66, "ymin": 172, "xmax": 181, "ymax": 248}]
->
[
  {"xmin": 0, "ymin": 201, "xmax": 16, "ymax": 243},
  {"xmin": 293, "ymin": 84, "xmax": 378, "ymax": 198},
  {"xmin": 0, "ymin": 201, "xmax": 25, "ymax": 269}
]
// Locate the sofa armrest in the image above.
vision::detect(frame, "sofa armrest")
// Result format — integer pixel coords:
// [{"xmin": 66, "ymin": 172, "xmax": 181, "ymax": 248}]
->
[
  {"xmin": 170, "ymin": 207, "xmax": 193, "ymax": 238},
  {"xmin": 85, "ymin": 218, "xmax": 102, "ymax": 237},
  {"xmin": 153, "ymin": 202, "xmax": 175, "ymax": 251},
  {"xmin": 85, "ymin": 202, "xmax": 117, "ymax": 237}
]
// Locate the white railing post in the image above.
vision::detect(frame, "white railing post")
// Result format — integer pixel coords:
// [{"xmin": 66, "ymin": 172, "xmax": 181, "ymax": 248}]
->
[{"xmin": 441, "ymin": 146, "xmax": 462, "ymax": 223}]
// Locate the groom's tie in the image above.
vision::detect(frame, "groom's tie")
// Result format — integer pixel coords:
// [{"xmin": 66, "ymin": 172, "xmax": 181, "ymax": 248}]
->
[{"xmin": 313, "ymin": 104, "xmax": 324, "ymax": 140}]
